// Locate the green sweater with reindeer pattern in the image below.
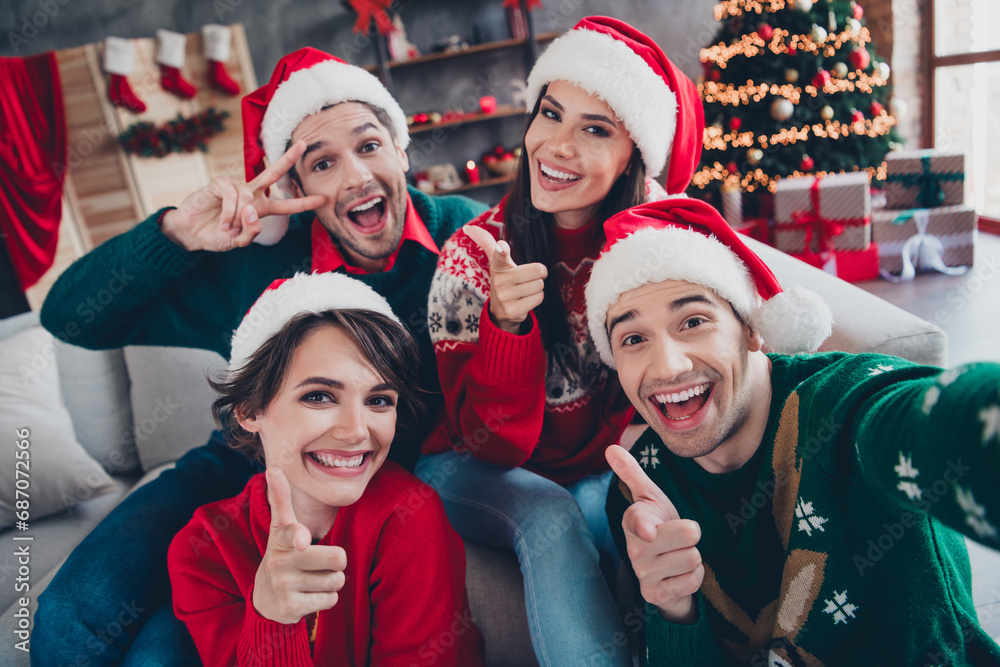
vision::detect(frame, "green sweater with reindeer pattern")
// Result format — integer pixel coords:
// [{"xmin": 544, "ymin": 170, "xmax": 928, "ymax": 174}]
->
[{"xmin": 608, "ymin": 352, "xmax": 1000, "ymax": 666}]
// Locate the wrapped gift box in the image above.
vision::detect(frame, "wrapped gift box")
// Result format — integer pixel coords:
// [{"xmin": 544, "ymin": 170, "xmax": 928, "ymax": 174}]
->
[
  {"xmin": 732, "ymin": 217, "xmax": 770, "ymax": 244},
  {"xmin": 774, "ymin": 172, "xmax": 871, "ymax": 254},
  {"xmin": 872, "ymin": 205, "xmax": 976, "ymax": 278},
  {"xmin": 788, "ymin": 244, "xmax": 880, "ymax": 283},
  {"xmin": 884, "ymin": 149, "xmax": 965, "ymax": 209}
]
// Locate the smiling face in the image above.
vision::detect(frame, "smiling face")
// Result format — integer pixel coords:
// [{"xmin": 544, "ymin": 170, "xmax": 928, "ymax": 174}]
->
[
  {"xmin": 524, "ymin": 80, "xmax": 636, "ymax": 229},
  {"xmin": 240, "ymin": 324, "xmax": 397, "ymax": 535},
  {"xmin": 607, "ymin": 280, "xmax": 770, "ymax": 471},
  {"xmin": 290, "ymin": 103, "xmax": 409, "ymax": 272}
]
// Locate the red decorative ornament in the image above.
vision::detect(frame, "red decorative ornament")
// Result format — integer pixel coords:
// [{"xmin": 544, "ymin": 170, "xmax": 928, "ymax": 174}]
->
[
  {"xmin": 853, "ymin": 2, "xmax": 864, "ymax": 20},
  {"xmin": 870, "ymin": 101, "xmax": 884, "ymax": 116},
  {"xmin": 851, "ymin": 109, "xmax": 865, "ymax": 124},
  {"xmin": 346, "ymin": 0, "xmax": 394, "ymax": 35},
  {"xmin": 849, "ymin": 47, "xmax": 871, "ymax": 71},
  {"xmin": 727, "ymin": 161, "xmax": 739, "ymax": 173},
  {"xmin": 800, "ymin": 155, "xmax": 815, "ymax": 171},
  {"xmin": 729, "ymin": 117, "xmax": 742, "ymax": 131},
  {"xmin": 757, "ymin": 24, "xmax": 774, "ymax": 41},
  {"xmin": 788, "ymin": 46, "xmax": 798, "ymax": 56},
  {"xmin": 708, "ymin": 67, "xmax": 722, "ymax": 82},
  {"xmin": 812, "ymin": 70, "xmax": 831, "ymax": 88}
]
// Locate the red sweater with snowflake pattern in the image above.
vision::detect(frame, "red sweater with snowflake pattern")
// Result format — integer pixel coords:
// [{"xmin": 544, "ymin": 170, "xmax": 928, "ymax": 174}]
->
[
  {"xmin": 422, "ymin": 182, "xmax": 667, "ymax": 484},
  {"xmin": 168, "ymin": 463, "xmax": 484, "ymax": 666}
]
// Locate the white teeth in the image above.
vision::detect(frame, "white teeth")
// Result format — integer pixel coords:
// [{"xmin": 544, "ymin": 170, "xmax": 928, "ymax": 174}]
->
[
  {"xmin": 312, "ymin": 452, "xmax": 365, "ymax": 468},
  {"xmin": 350, "ymin": 197, "xmax": 383, "ymax": 213},
  {"xmin": 540, "ymin": 163, "xmax": 580, "ymax": 181},
  {"xmin": 654, "ymin": 383, "xmax": 710, "ymax": 404}
]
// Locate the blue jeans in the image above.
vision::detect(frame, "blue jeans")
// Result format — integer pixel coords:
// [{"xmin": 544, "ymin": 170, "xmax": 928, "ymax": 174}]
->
[
  {"xmin": 31, "ymin": 432, "xmax": 261, "ymax": 666},
  {"xmin": 415, "ymin": 449, "xmax": 630, "ymax": 667}
]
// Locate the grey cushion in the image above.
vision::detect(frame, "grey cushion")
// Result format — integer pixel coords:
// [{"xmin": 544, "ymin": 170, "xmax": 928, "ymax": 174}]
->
[{"xmin": 123, "ymin": 346, "xmax": 226, "ymax": 472}]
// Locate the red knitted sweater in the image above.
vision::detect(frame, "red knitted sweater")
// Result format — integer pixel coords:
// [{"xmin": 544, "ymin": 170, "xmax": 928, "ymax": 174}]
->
[
  {"xmin": 422, "ymin": 182, "xmax": 666, "ymax": 484},
  {"xmin": 168, "ymin": 463, "xmax": 484, "ymax": 666}
]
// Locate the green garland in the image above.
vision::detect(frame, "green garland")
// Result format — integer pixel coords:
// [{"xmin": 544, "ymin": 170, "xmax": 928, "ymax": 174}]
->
[{"xmin": 118, "ymin": 108, "xmax": 229, "ymax": 157}]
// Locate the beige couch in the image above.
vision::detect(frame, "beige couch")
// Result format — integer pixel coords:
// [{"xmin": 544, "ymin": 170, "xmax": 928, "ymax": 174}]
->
[{"xmin": 0, "ymin": 239, "xmax": 948, "ymax": 666}]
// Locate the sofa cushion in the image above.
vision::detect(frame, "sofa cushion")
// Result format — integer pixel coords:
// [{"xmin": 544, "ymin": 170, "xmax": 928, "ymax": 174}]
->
[
  {"xmin": 0, "ymin": 327, "xmax": 117, "ymax": 530},
  {"xmin": 124, "ymin": 346, "xmax": 226, "ymax": 471}
]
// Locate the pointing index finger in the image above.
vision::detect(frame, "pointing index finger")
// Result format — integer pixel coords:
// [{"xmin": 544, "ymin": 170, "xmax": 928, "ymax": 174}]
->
[
  {"xmin": 606, "ymin": 445, "xmax": 673, "ymax": 512},
  {"xmin": 249, "ymin": 140, "xmax": 308, "ymax": 192}
]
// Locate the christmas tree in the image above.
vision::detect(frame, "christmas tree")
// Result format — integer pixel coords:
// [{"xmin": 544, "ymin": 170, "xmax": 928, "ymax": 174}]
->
[{"xmin": 691, "ymin": 0, "xmax": 901, "ymax": 217}]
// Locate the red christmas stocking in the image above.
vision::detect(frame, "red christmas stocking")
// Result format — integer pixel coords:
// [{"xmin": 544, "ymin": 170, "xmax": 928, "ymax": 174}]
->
[
  {"xmin": 157, "ymin": 29, "xmax": 196, "ymax": 99},
  {"xmin": 104, "ymin": 37, "xmax": 146, "ymax": 113},
  {"xmin": 203, "ymin": 24, "xmax": 240, "ymax": 95}
]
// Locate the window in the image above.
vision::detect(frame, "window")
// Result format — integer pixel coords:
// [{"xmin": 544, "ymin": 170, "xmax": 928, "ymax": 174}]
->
[{"xmin": 925, "ymin": 0, "xmax": 1000, "ymax": 227}]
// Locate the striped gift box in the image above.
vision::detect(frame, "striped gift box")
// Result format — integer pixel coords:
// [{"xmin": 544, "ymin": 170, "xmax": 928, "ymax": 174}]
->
[
  {"xmin": 774, "ymin": 172, "xmax": 871, "ymax": 254},
  {"xmin": 872, "ymin": 204, "xmax": 976, "ymax": 275},
  {"xmin": 884, "ymin": 149, "xmax": 965, "ymax": 209}
]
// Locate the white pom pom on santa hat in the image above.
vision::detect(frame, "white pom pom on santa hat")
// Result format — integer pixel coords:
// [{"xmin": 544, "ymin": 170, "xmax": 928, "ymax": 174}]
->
[
  {"xmin": 229, "ymin": 272, "xmax": 400, "ymax": 372},
  {"xmin": 585, "ymin": 198, "xmax": 832, "ymax": 368}
]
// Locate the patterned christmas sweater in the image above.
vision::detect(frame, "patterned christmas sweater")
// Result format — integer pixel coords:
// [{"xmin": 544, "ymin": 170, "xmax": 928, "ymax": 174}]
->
[
  {"xmin": 422, "ymin": 181, "xmax": 666, "ymax": 484},
  {"xmin": 608, "ymin": 352, "xmax": 1000, "ymax": 666}
]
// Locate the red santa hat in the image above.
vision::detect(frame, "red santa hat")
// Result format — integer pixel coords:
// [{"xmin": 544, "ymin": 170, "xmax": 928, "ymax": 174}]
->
[
  {"xmin": 241, "ymin": 47, "xmax": 409, "ymax": 188},
  {"xmin": 585, "ymin": 198, "xmax": 833, "ymax": 367},
  {"xmin": 526, "ymin": 16, "xmax": 704, "ymax": 194},
  {"xmin": 229, "ymin": 272, "xmax": 400, "ymax": 372}
]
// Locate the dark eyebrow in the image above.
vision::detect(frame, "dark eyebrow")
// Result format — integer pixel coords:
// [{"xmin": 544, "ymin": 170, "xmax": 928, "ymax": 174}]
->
[
  {"xmin": 671, "ymin": 295, "xmax": 717, "ymax": 311},
  {"xmin": 353, "ymin": 122, "xmax": 378, "ymax": 136},
  {"xmin": 301, "ymin": 141, "xmax": 325, "ymax": 162},
  {"xmin": 294, "ymin": 377, "xmax": 343, "ymax": 390},
  {"xmin": 581, "ymin": 112, "xmax": 618, "ymax": 126},
  {"xmin": 541, "ymin": 94, "xmax": 564, "ymax": 112},
  {"xmin": 607, "ymin": 309, "xmax": 636, "ymax": 338}
]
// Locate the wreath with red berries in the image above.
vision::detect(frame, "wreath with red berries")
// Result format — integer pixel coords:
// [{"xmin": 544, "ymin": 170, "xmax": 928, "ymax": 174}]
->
[{"xmin": 118, "ymin": 108, "xmax": 229, "ymax": 157}]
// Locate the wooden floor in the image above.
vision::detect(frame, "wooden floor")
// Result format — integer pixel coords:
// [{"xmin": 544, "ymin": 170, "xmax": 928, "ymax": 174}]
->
[{"xmin": 854, "ymin": 230, "xmax": 1000, "ymax": 642}]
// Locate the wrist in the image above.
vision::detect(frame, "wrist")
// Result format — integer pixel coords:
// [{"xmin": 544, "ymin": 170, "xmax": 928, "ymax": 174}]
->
[
  {"xmin": 158, "ymin": 208, "xmax": 194, "ymax": 249},
  {"xmin": 658, "ymin": 596, "xmax": 697, "ymax": 625}
]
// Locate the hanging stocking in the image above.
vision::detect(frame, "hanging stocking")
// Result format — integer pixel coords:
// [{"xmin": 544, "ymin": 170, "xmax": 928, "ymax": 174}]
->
[
  {"xmin": 203, "ymin": 24, "xmax": 240, "ymax": 95},
  {"xmin": 157, "ymin": 29, "xmax": 196, "ymax": 99},
  {"xmin": 104, "ymin": 37, "xmax": 146, "ymax": 113}
]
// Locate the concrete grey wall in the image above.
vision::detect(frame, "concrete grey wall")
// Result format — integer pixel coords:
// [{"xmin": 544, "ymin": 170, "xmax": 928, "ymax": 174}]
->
[{"xmin": 2, "ymin": 0, "xmax": 717, "ymax": 204}]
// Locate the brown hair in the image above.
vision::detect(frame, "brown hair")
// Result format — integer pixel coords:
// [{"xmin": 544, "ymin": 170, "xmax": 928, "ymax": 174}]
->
[
  {"xmin": 503, "ymin": 83, "xmax": 647, "ymax": 396},
  {"xmin": 210, "ymin": 309, "xmax": 424, "ymax": 462}
]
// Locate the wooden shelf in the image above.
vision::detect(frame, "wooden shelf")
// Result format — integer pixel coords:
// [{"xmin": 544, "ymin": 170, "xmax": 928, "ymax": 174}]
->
[
  {"xmin": 424, "ymin": 173, "xmax": 513, "ymax": 196},
  {"xmin": 408, "ymin": 104, "xmax": 526, "ymax": 135},
  {"xmin": 365, "ymin": 31, "xmax": 560, "ymax": 72}
]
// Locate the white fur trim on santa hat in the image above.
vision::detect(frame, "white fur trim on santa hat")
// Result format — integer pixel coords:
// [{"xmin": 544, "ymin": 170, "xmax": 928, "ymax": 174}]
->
[
  {"xmin": 750, "ymin": 286, "xmax": 832, "ymax": 355},
  {"xmin": 104, "ymin": 37, "xmax": 135, "ymax": 76},
  {"xmin": 586, "ymin": 226, "xmax": 757, "ymax": 368},
  {"xmin": 229, "ymin": 272, "xmax": 400, "ymax": 371},
  {"xmin": 156, "ymin": 30, "xmax": 187, "ymax": 69},
  {"xmin": 202, "ymin": 24, "xmax": 232, "ymax": 63},
  {"xmin": 260, "ymin": 59, "xmax": 409, "ymax": 169},
  {"xmin": 526, "ymin": 28, "xmax": 677, "ymax": 178}
]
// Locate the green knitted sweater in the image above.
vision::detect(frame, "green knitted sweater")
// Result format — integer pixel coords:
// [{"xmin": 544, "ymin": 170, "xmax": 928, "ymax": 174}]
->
[
  {"xmin": 40, "ymin": 187, "xmax": 485, "ymax": 463},
  {"xmin": 608, "ymin": 352, "xmax": 1000, "ymax": 666}
]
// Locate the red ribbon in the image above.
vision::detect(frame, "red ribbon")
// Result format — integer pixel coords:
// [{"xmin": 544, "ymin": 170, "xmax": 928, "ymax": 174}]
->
[
  {"xmin": 786, "ymin": 177, "xmax": 846, "ymax": 264},
  {"xmin": 503, "ymin": 0, "xmax": 543, "ymax": 10},
  {"xmin": 347, "ymin": 0, "xmax": 394, "ymax": 35}
]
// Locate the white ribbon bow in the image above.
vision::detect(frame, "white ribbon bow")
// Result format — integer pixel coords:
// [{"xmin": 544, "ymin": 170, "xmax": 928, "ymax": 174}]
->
[{"xmin": 878, "ymin": 209, "xmax": 972, "ymax": 283}]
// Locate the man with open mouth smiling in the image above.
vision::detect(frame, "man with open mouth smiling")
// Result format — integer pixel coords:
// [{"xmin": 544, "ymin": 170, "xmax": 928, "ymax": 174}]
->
[
  {"xmin": 34, "ymin": 48, "xmax": 486, "ymax": 663},
  {"xmin": 589, "ymin": 199, "xmax": 1000, "ymax": 665}
]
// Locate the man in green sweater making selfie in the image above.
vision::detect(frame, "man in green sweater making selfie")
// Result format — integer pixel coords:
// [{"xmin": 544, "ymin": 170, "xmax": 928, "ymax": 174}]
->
[{"xmin": 586, "ymin": 198, "xmax": 1000, "ymax": 665}]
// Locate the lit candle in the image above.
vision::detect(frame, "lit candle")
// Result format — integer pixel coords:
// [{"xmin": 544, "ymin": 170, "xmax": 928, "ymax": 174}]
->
[{"xmin": 465, "ymin": 160, "xmax": 480, "ymax": 184}]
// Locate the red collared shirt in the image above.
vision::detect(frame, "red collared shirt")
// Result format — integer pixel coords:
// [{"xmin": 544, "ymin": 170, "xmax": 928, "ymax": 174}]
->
[{"xmin": 311, "ymin": 194, "xmax": 439, "ymax": 274}]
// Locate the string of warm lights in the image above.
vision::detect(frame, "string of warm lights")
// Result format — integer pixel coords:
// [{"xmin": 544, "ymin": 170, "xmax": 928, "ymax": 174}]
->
[
  {"xmin": 702, "ymin": 27, "xmax": 871, "ymax": 68},
  {"xmin": 703, "ymin": 113, "xmax": 896, "ymax": 151},
  {"xmin": 714, "ymin": 0, "xmax": 789, "ymax": 21},
  {"xmin": 693, "ymin": 161, "xmax": 889, "ymax": 193},
  {"xmin": 700, "ymin": 71, "xmax": 887, "ymax": 106}
]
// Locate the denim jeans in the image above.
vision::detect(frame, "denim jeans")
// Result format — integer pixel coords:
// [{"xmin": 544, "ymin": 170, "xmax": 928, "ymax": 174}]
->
[
  {"xmin": 415, "ymin": 449, "xmax": 631, "ymax": 667},
  {"xmin": 31, "ymin": 432, "xmax": 261, "ymax": 666}
]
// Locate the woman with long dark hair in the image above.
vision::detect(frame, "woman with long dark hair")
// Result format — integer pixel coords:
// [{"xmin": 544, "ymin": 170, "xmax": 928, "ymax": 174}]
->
[{"xmin": 417, "ymin": 17, "xmax": 705, "ymax": 664}]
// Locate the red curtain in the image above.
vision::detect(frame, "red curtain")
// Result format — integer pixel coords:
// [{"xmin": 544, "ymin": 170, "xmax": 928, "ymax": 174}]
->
[{"xmin": 0, "ymin": 52, "xmax": 67, "ymax": 290}]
